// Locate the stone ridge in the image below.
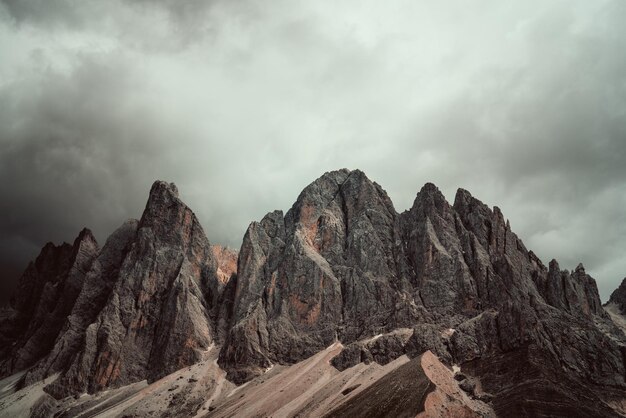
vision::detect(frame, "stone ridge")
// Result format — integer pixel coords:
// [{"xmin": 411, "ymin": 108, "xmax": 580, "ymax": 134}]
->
[
  {"xmin": 50, "ymin": 180, "xmax": 223, "ymax": 396},
  {"xmin": 219, "ymin": 169, "xmax": 626, "ymax": 417},
  {"xmin": 0, "ymin": 180, "xmax": 229, "ymax": 398},
  {"xmin": 219, "ymin": 169, "xmax": 416, "ymax": 382},
  {"xmin": 0, "ymin": 228, "xmax": 99, "ymax": 376},
  {"xmin": 608, "ymin": 277, "xmax": 626, "ymax": 314},
  {"xmin": 0, "ymin": 170, "xmax": 624, "ymax": 417},
  {"xmin": 22, "ymin": 219, "xmax": 139, "ymax": 390}
]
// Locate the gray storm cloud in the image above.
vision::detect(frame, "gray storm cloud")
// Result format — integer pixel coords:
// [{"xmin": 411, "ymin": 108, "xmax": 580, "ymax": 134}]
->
[{"xmin": 0, "ymin": 0, "xmax": 625, "ymax": 302}]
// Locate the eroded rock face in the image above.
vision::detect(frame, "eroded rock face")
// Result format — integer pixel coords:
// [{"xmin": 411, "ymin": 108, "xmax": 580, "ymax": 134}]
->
[
  {"xmin": 211, "ymin": 245, "xmax": 238, "ymax": 285},
  {"xmin": 535, "ymin": 260, "xmax": 608, "ymax": 318},
  {"xmin": 23, "ymin": 220, "xmax": 138, "ymax": 389},
  {"xmin": 0, "ymin": 181, "xmax": 227, "ymax": 398},
  {"xmin": 608, "ymin": 278, "xmax": 626, "ymax": 314},
  {"xmin": 220, "ymin": 169, "xmax": 626, "ymax": 415},
  {"xmin": 219, "ymin": 169, "xmax": 421, "ymax": 382},
  {"xmin": 331, "ymin": 328, "xmax": 414, "ymax": 371},
  {"xmin": 52, "ymin": 181, "xmax": 220, "ymax": 395},
  {"xmin": 324, "ymin": 353, "xmax": 435, "ymax": 418},
  {"xmin": 1, "ymin": 170, "xmax": 624, "ymax": 417},
  {"xmin": 0, "ymin": 229, "xmax": 99, "ymax": 376}
]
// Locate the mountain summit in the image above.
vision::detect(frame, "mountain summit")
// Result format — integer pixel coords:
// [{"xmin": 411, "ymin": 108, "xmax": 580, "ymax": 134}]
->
[{"xmin": 1, "ymin": 169, "xmax": 625, "ymax": 417}]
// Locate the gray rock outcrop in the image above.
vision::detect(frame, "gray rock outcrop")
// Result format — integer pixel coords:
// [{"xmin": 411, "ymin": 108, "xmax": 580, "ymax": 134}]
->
[
  {"xmin": 1, "ymin": 169, "xmax": 625, "ymax": 417},
  {"xmin": 219, "ymin": 169, "xmax": 626, "ymax": 416},
  {"xmin": 0, "ymin": 228, "xmax": 99, "ymax": 376},
  {"xmin": 1, "ymin": 181, "xmax": 229, "ymax": 398},
  {"xmin": 608, "ymin": 277, "xmax": 626, "ymax": 314}
]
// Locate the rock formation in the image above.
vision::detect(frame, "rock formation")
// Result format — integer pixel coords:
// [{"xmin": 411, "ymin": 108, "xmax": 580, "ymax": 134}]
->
[
  {"xmin": 1, "ymin": 169, "xmax": 625, "ymax": 418},
  {"xmin": 608, "ymin": 277, "xmax": 626, "ymax": 314},
  {"xmin": 22, "ymin": 220, "xmax": 137, "ymax": 390},
  {"xmin": 219, "ymin": 169, "xmax": 626, "ymax": 416},
  {"xmin": 0, "ymin": 181, "xmax": 230, "ymax": 399},
  {"xmin": 0, "ymin": 229, "xmax": 98, "ymax": 376}
]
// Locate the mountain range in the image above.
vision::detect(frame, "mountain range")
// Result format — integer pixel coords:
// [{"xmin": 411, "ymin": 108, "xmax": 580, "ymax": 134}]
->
[{"xmin": 0, "ymin": 169, "xmax": 625, "ymax": 417}]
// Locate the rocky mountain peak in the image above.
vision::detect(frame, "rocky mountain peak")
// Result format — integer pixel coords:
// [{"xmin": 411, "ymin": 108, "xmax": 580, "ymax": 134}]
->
[
  {"xmin": 75, "ymin": 226, "xmax": 97, "ymax": 242},
  {"xmin": 151, "ymin": 180, "xmax": 179, "ymax": 198},
  {"xmin": 608, "ymin": 277, "xmax": 626, "ymax": 314},
  {"xmin": 3, "ymin": 180, "xmax": 228, "ymax": 398},
  {"xmin": 408, "ymin": 182, "xmax": 450, "ymax": 218},
  {"xmin": 543, "ymin": 258, "xmax": 606, "ymax": 318},
  {"xmin": 549, "ymin": 258, "xmax": 560, "ymax": 271},
  {"xmin": 452, "ymin": 187, "xmax": 475, "ymax": 210},
  {"xmin": 140, "ymin": 181, "xmax": 183, "ymax": 225},
  {"xmin": 1, "ymin": 171, "xmax": 625, "ymax": 418},
  {"xmin": 0, "ymin": 228, "xmax": 99, "ymax": 376}
]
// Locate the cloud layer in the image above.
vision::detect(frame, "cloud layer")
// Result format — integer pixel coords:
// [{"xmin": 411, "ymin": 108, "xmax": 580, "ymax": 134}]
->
[{"xmin": 1, "ymin": 0, "xmax": 625, "ymax": 301}]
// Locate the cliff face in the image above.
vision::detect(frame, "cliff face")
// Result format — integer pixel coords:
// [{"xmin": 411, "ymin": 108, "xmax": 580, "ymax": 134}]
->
[
  {"xmin": 219, "ymin": 170, "xmax": 625, "ymax": 416},
  {"xmin": 52, "ymin": 181, "xmax": 226, "ymax": 396},
  {"xmin": 0, "ymin": 229, "xmax": 99, "ymax": 375},
  {"xmin": 0, "ymin": 181, "xmax": 231, "ymax": 398},
  {"xmin": 0, "ymin": 170, "xmax": 624, "ymax": 417},
  {"xmin": 21, "ymin": 219, "xmax": 138, "ymax": 391},
  {"xmin": 218, "ymin": 169, "xmax": 419, "ymax": 382},
  {"xmin": 608, "ymin": 278, "xmax": 626, "ymax": 314}
]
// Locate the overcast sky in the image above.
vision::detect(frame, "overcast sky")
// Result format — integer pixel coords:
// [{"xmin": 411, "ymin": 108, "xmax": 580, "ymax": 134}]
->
[{"xmin": 0, "ymin": 0, "xmax": 625, "ymax": 302}]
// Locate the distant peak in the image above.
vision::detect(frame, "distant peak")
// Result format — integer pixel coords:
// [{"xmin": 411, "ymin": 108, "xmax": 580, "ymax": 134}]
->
[
  {"xmin": 608, "ymin": 277, "xmax": 626, "ymax": 313},
  {"xmin": 76, "ymin": 227, "xmax": 95, "ymax": 241},
  {"xmin": 73, "ymin": 228, "xmax": 98, "ymax": 248},
  {"xmin": 453, "ymin": 188, "xmax": 473, "ymax": 207},
  {"xmin": 149, "ymin": 180, "xmax": 179, "ymax": 199},
  {"xmin": 139, "ymin": 180, "xmax": 193, "ymax": 230},
  {"xmin": 549, "ymin": 259, "xmax": 560, "ymax": 272},
  {"xmin": 295, "ymin": 169, "xmax": 376, "ymax": 206},
  {"xmin": 142, "ymin": 180, "xmax": 182, "ymax": 215},
  {"xmin": 413, "ymin": 182, "xmax": 446, "ymax": 202},
  {"xmin": 261, "ymin": 210, "xmax": 284, "ymax": 224},
  {"xmin": 317, "ymin": 168, "xmax": 367, "ymax": 186},
  {"xmin": 406, "ymin": 182, "xmax": 449, "ymax": 217},
  {"xmin": 420, "ymin": 182, "xmax": 439, "ymax": 193}
]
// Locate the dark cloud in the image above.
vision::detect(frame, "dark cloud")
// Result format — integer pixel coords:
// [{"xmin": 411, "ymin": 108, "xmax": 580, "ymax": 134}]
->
[
  {"xmin": 0, "ymin": 0, "xmax": 624, "ymax": 303},
  {"xmin": 0, "ymin": 0, "xmax": 85, "ymax": 28}
]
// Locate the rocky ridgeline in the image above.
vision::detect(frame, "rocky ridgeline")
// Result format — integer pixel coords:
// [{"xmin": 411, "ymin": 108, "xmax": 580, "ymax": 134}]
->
[
  {"xmin": 608, "ymin": 278, "xmax": 626, "ymax": 314},
  {"xmin": 1, "ymin": 170, "xmax": 625, "ymax": 417}
]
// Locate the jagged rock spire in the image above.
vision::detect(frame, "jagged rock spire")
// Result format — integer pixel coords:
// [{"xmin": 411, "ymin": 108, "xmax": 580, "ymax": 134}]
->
[
  {"xmin": 0, "ymin": 228, "xmax": 99, "ymax": 375},
  {"xmin": 608, "ymin": 277, "xmax": 626, "ymax": 314}
]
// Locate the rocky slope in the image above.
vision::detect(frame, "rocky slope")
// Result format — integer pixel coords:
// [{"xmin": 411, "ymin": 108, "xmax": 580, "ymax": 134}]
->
[
  {"xmin": 0, "ymin": 344, "xmax": 493, "ymax": 418},
  {"xmin": 605, "ymin": 278, "xmax": 626, "ymax": 337},
  {"xmin": 0, "ymin": 169, "xmax": 625, "ymax": 417},
  {"xmin": 0, "ymin": 229, "xmax": 99, "ymax": 376},
  {"xmin": 0, "ymin": 181, "xmax": 233, "ymax": 400},
  {"xmin": 219, "ymin": 169, "xmax": 626, "ymax": 416},
  {"xmin": 608, "ymin": 278, "xmax": 626, "ymax": 314}
]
